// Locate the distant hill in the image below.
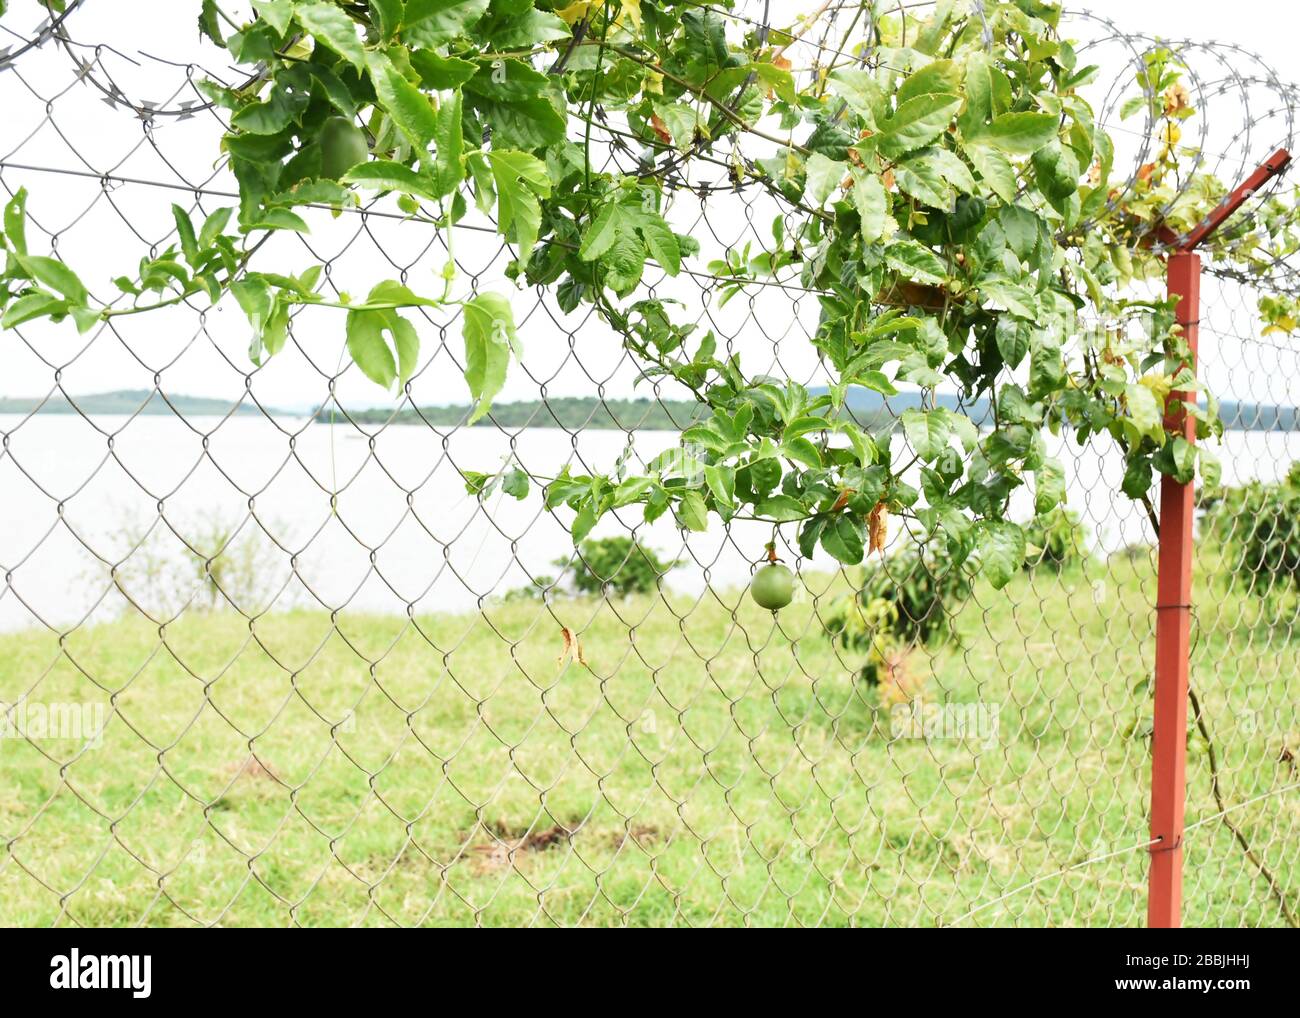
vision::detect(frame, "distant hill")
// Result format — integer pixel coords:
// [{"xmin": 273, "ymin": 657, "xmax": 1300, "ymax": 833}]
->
[
  {"xmin": 0, "ymin": 390, "xmax": 285, "ymax": 417},
  {"xmin": 6, "ymin": 387, "xmax": 1290, "ymax": 432},
  {"xmin": 317, "ymin": 396, "xmax": 708, "ymax": 430},
  {"xmin": 828, "ymin": 387, "xmax": 1297, "ymax": 432}
]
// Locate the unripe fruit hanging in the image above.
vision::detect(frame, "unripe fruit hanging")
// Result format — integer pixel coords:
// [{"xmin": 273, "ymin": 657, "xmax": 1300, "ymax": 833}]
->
[
  {"xmin": 320, "ymin": 117, "xmax": 369, "ymax": 180},
  {"xmin": 750, "ymin": 563, "xmax": 794, "ymax": 610}
]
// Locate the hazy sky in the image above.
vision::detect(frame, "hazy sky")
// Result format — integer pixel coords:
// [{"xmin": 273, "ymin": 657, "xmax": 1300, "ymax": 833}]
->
[{"xmin": 0, "ymin": 1, "xmax": 1296, "ymax": 412}]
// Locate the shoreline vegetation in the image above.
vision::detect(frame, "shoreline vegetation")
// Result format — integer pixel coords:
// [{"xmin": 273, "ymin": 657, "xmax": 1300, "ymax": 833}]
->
[{"xmin": 0, "ymin": 389, "xmax": 1293, "ymax": 431}]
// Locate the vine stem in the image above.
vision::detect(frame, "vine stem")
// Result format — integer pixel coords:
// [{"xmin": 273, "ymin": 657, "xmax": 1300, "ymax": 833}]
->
[{"xmin": 1187, "ymin": 684, "xmax": 1299, "ymax": 927}]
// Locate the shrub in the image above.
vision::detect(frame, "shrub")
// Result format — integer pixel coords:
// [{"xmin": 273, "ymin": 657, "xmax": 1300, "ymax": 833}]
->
[
  {"xmin": 1202, "ymin": 462, "xmax": 1300, "ymax": 596},
  {"xmin": 1022, "ymin": 507, "xmax": 1090, "ymax": 573},
  {"xmin": 825, "ymin": 542, "xmax": 972, "ymax": 687},
  {"xmin": 556, "ymin": 537, "xmax": 678, "ymax": 597}
]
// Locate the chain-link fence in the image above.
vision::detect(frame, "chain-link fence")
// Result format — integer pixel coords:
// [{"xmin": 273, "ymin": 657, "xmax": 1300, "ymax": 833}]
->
[{"xmin": 0, "ymin": 1, "xmax": 1296, "ymax": 927}]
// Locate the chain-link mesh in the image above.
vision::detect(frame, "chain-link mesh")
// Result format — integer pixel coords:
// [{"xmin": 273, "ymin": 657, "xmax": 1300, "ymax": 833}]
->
[{"xmin": 0, "ymin": 1, "xmax": 1295, "ymax": 927}]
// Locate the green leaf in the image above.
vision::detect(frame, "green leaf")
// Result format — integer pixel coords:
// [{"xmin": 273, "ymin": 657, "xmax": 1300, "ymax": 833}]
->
[
  {"xmin": 198, "ymin": 0, "xmax": 224, "ymax": 46},
  {"xmin": 345, "ymin": 310, "xmax": 395, "ymax": 386},
  {"xmin": 675, "ymin": 490, "xmax": 709, "ymax": 532},
  {"xmin": 490, "ymin": 9, "xmax": 571, "ymax": 48},
  {"xmin": 828, "ymin": 68, "xmax": 885, "ymax": 124},
  {"xmin": 879, "ymin": 93, "xmax": 961, "ymax": 158},
  {"xmin": 754, "ymin": 495, "xmax": 807, "ymax": 522},
  {"xmin": 885, "ymin": 240, "xmax": 947, "ymax": 285},
  {"xmin": 171, "ymin": 205, "xmax": 200, "ymax": 265},
  {"xmin": 252, "ymin": 0, "xmax": 293, "ymax": 35},
  {"xmin": 20, "ymin": 255, "xmax": 88, "ymax": 304},
  {"xmin": 1122, "ymin": 455, "xmax": 1153, "ymax": 500},
  {"xmin": 409, "ymin": 50, "xmax": 478, "ymax": 90},
  {"xmin": 502, "ymin": 467, "xmax": 530, "ymax": 499},
  {"xmin": 261, "ymin": 295, "xmax": 290, "ymax": 357},
  {"xmin": 246, "ymin": 208, "xmax": 310, "ymax": 232},
  {"xmin": 1032, "ymin": 141, "xmax": 1081, "ymax": 200},
  {"xmin": 365, "ymin": 279, "xmax": 442, "ymax": 308},
  {"xmin": 1034, "ymin": 458, "xmax": 1067, "ymax": 514},
  {"xmin": 403, "ymin": 0, "xmax": 489, "ymax": 48},
  {"xmin": 995, "ymin": 316, "xmax": 1029, "ymax": 369},
  {"xmin": 804, "ymin": 152, "xmax": 846, "ymax": 207},
  {"xmin": 489, "ymin": 149, "xmax": 550, "ymax": 259},
  {"xmin": 977, "ymin": 520, "xmax": 1025, "ymax": 589},
  {"xmin": 579, "ymin": 202, "xmax": 632, "ymax": 262},
  {"xmin": 463, "ymin": 60, "xmax": 566, "ymax": 150},
  {"xmin": 821, "ymin": 514, "xmax": 866, "ymax": 564},
  {"xmin": 343, "ymin": 161, "xmax": 438, "ymax": 199},
  {"xmin": 434, "ymin": 89, "xmax": 465, "ymax": 198},
  {"xmin": 366, "ymin": 0, "xmax": 402, "ymax": 40},
  {"xmin": 345, "ymin": 306, "xmax": 418, "ymax": 388},
  {"xmin": 1126, "ymin": 382, "xmax": 1164, "ymax": 438},
  {"xmin": 896, "ymin": 60, "xmax": 961, "ymax": 107},
  {"xmin": 636, "ymin": 211, "xmax": 681, "ymax": 275},
  {"xmin": 895, "ymin": 153, "xmax": 951, "ymax": 208},
  {"xmin": 1, "ymin": 291, "xmax": 66, "ymax": 328},
  {"xmin": 368, "ymin": 52, "xmax": 439, "ymax": 150},
  {"xmin": 231, "ymin": 277, "xmax": 272, "ymax": 334},
  {"xmin": 4, "ymin": 187, "xmax": 28, "ymax": 254},
  {"xmin": 199, "ymin": 207, "xmax": 233, "ymax": 247},
  {"xmin": 461, "ymin": 291, "xmax": 516, "ymax": 422},
  {"xmin": 294, "ymin": 2, "xmax": 367, "ymax": 71},
  {"xmin": 851, "ymin": 171, "xmax": 888, "ymax": 243},
  {"xmin": 704, "ymin": 463, "xmax": 735, "ymax": 507},
  {"xmin": 981, "ymin": 112, "xmax": 1059, "ymax": 156},
  {"xmin": 968, "ymin": 145, "xmax": 1017, "ymax": 203},
  {"xmin": 901, "ymin": 407, "xmax": 952, "ymax": 462}
]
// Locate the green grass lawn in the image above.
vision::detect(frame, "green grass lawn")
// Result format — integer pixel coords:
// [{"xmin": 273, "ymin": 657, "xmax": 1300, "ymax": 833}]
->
[{"xmin": 1, "ymin": 549, "xmax": 1296, "ymax": 927}]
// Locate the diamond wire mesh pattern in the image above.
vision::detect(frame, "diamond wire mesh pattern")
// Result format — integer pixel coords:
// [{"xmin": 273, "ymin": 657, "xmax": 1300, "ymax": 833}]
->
[{"xmin": 0, "ymin": 1, "xmax": 1295, "ymax": 927}]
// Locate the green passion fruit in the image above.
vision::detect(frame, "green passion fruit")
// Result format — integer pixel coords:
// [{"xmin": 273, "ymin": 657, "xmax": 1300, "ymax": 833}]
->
[
  {"xmin": 320, "ymin": 117, "xmax": 369, "ymax": 179},
  {"xmin": 750, "ymin": 563, "xmax": 795, "ymax": 610}
]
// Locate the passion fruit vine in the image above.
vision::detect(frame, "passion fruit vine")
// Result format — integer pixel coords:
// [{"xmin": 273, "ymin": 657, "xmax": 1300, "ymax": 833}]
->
[{"xmin": 750, "ymin": 563, "xmax": 795, "ymax": 611}]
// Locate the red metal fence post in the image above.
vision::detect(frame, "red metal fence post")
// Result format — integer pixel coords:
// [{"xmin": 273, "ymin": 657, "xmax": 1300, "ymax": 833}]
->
[
  {"xmin": 1148, "ymin": 251, "xmax": 1199, "ymax": 928},
  {"xmin": 1144, "ymin": 147, "xmax": 1290, "ymax": 929}
]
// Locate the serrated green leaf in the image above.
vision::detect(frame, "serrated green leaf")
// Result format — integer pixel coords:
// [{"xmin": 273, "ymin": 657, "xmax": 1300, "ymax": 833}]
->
[
  {"xmin": 981, "ymin": 111, "xmax": 1059, "ymax": 155},
  {"xmin": 851, "ymin": 170, "xmax": 888, "ymax": 243},
  {"xmin": 636, "ymin": 211, "xmax": 680, "ymax": 275},
  {"xmin": 879, "ymin": 93, "xmax": 961, "ymax": 158},
  {"xmin": 434, "ymin": 89, "xmax": 464, "ymax": 198},
  {"xmin": 403, "ymin": 0, "xmax": 489, "ymax": 48},
  {"xmin": 885, "ymin": 240, "xmax": 947, "ymax": 285},
  {"xmin": 804, "ymin": 152, "xmax": 846, "ymax": 207},
  {"xmin": 967, "ymin": 145, "xmax": 1017, "ymax": 203},
  {"xmin": 409, "ymin": 50, "xmax": 478, "ymax": 90},
  {"xmin": 489, "ymin": 149, "xmax": 550, "ymax": 259},
  {"xmin": 368, "ymin": 52, "xmax": 439, "ymax": 150},
  {"xmin": 294, "ymin": 2, "xmax": 367, "ymax": 70}
]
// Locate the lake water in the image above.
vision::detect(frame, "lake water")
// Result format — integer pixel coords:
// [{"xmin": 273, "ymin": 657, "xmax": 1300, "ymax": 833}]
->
[{"xmin": 1, "ymin": 413, "xmax": 1298, "ymax": 632}]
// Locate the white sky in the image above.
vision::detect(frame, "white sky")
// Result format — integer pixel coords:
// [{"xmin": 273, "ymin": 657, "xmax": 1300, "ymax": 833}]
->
[{"xmin": 0, "ymin": 1, "xmax": 1296, "ymax": 413}]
